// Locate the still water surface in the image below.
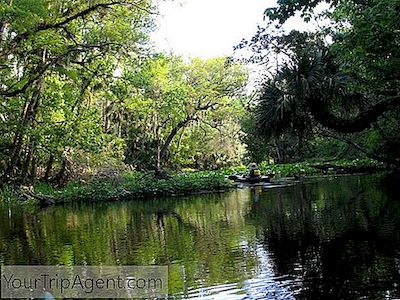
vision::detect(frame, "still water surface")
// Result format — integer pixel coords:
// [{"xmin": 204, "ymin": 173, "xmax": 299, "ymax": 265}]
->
[{"xmin": 1, "ymin": 174, "xmax": 400, "ymax": 299}]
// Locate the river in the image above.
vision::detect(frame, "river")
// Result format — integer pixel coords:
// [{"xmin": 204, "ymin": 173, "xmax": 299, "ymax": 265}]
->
[{"xmin": 1, "ymin": 174, "xmax": 399, "ymax": 299}]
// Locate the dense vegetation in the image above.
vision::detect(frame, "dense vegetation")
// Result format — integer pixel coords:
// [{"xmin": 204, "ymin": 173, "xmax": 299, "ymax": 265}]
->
[
  {"xmin": 0, "ymin": 0, "xmax": 399, "ymax": 202},
  {"xmin": 0, "ymin": 158, "xmax": 384, "ymax": 204},
  {"xmin": 239, "ymin": 0, "xmax": 400, "ymax": 167},
  {"xmin": 0, "ymin": 0, "xmax": 247, "ymax": 187}
]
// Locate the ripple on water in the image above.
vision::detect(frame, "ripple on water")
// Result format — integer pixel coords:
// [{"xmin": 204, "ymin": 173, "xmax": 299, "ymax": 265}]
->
[{"xmin": 172, "ymin": 243, "xmax": 300, "ymax": 299}]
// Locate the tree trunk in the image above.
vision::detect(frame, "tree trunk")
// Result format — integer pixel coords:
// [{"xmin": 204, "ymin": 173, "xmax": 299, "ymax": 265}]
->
[
  {"xmin": 307, "ymin": 95, "xmax": 400, "ymax": 133},
  {"xmin": 30, "ymin": 152, "xmax": 37, "ymax": 182},
  {"xmin": 5, "ymin": 76, "xmax": 44, "ymax": 181},
  {"xmin": 21, "ymin": 87, "xmax": 41, "ymax": 182},
  {"xmin": 21, "ymin": 139, "xmax": 35, "ymax": 182},
  {"xmin": 159, "ymin": 116, "xmax": 193, "ymax": 169},
  {"xmin": 0, "ymin": 20, "xmax": 9, "ymax": 44},
  {"xmin": 320, "ymin": 130, "xmax": 400, "ymax": 169},
  {"xmin": 53, "ymin": 157, "xmax": 68, "ymax": 185},
  {"xmin": 274, "ymin": 139, "xmax": 282, "ymax": 163},
  {"xmin": 5, "ymin": 100, "xmax": 33, "ymax": 180},
  {"xmin": 43, "ymin": 155, "xmax": 54, "ymax": 181},
  {"xmin": 4, "ymin": 49, "xmax": 46, "ymax": 182}
]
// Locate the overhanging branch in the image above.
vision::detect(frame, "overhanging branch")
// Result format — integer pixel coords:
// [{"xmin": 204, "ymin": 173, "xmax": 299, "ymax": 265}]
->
[
  {"xmin": 317, "ymin": 128, "xmax": 400, "ymax": 168},
  {"xmin": 308, "ymin": 95, "xmax": 400, "ymax": 133},
  {"xmin": 0, "ymin": 1, "xmax": 154, "ymax": 58}
]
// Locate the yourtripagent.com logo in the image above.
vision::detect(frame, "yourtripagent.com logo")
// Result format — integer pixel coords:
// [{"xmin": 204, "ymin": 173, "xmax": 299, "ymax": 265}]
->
[{"xmin": 1, "ymin": 266, "xmax": 168, "ymax": 298}]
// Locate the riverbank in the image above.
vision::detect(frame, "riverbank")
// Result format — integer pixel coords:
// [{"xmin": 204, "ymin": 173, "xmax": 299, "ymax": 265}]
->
[
  {"xmin": 2, "ymin": 174, "xmax": 398, "ymax": 299},
  {"xmin": 0, "ymin": 159, "xmax": 387, "ymax": 205},
  {"xmin": 224, "ymin": 158, "xmax": 386, "ymax": 177},
  {"xmin": 0, "ymin": 171, "xmax": 232, "ymax": 205}
]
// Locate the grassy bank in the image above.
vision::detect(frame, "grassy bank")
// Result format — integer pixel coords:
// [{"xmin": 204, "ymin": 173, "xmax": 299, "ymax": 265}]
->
[
  {"xmin": 16, "ymin": 171, "xmax": 231, "ymax": 204},
  {"xmin": 223, "ymin": 158, "xmax": 385, "ymax": 177},
  {"xmin": 0, "ymin": 159, "xmax": 385, "ymax": 204}
]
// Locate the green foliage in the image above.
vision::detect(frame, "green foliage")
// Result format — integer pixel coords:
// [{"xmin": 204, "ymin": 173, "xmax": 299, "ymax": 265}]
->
[
  {"xmin": 224, "ymin": 162, "xmax": 316, "ymax": 177},
  {"xmin": 0, "ymin": 0, "xmax": 154, "ymax": 182},
  {"xmin": 240, "ymin": 113, "xmax": 272, "ymax": 163},
  {"xmin": 238, "ymin": 0, "xmax": 400, "ymax": 167},
  {"xmin": 34, "ymin": 171, "xmax": 231, "ymax": 203},
  {"xmin": 0, "ymin": 186, "xmax": 17, "ymax": 203},
  {"xmin": 2, "ymin": 0, "xmax": 397, "ymax": 186},
  {"xmin": 2, "ymin": 157, "xmax": 384, "ymax": 205},
  {"xmin": 0, "ymin": 186, "xmax": 39, "ymax": 207},
  {"xmin": 224, "ymin": 158, "xmax": 383, "ymax": 177},
  {"xmin": 108, "ymin": 55, "xmax": 248, "ymax": 170}
]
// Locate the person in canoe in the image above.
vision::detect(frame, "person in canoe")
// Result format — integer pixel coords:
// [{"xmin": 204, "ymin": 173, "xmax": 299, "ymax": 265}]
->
[
  {"xmin": 228, "ymin": 163, "xmax": 270, "ymax": 183},
  {"xmin": 248, "ymin": 163, "xmax": 261, "ymax": 178}
]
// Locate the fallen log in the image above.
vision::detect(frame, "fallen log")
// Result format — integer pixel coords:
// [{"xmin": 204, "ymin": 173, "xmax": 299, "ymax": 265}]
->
[{"xmin": 18, "ymin": 187, "xmax": 56, "ymax": 206}]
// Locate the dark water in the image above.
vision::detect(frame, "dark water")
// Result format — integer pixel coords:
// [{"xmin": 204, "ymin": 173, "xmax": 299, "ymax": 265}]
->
[{"xmin": 1, "ymin": 174, "xmax": 400, "ymax": 299}]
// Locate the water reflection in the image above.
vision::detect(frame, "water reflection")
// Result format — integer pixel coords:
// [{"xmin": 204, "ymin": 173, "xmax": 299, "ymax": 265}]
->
[
  {"xmin": 248, "ymin": 174, "xmax": 400, "ymax": 299},
  {"xmin": 0, "ymin": 174, "xmax": 399, "ymax": 299}
]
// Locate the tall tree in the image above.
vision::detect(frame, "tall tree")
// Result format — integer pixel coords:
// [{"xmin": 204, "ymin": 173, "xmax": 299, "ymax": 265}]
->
[
  {"xmin": 238, "ymin": 0, "xmax": 400, "ymax": 166},
  {"xmin": 0, "ymin": 0, "xmax": 154, "ymax": 183},
  {"xmin": 106, "ymin": 55, "xmax": 247, "ymax": 171}
]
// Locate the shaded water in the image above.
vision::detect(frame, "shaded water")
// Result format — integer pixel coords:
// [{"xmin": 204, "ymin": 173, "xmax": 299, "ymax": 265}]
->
[{"xmin": 1, "ymin": 174, "xmax": 400, "ymax": 299}]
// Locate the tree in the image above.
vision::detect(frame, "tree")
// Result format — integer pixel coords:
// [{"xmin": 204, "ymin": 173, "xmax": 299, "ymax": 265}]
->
[
  {"xmin": 106, "ymin": 55, "xmax": 247, "ymax": 171},
  {"xmin": 239, "ymin": 0, "xmax": 400, "ymax": 166},
  {"xmin": 0, "ymin": 0, "xmax": 154, "ymax": 183}
]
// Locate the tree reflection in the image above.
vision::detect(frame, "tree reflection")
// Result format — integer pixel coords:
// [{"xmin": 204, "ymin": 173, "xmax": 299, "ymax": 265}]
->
[
  {"xmin": 0, "ymin": 191, "xmax": 259, "ymax": 296},
  {"xmin": 0, "ymin": 174, "xmax": 399, "ymax": 299},
  {"xmin": 248, "ymin": 175, "xmax": 400, "ymax": 299}
]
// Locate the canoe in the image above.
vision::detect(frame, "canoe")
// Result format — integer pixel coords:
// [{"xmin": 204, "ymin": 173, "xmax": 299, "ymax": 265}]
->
[{"xmin": 229, "ymin": 175, "xmax": 271, "ymax": 183}]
